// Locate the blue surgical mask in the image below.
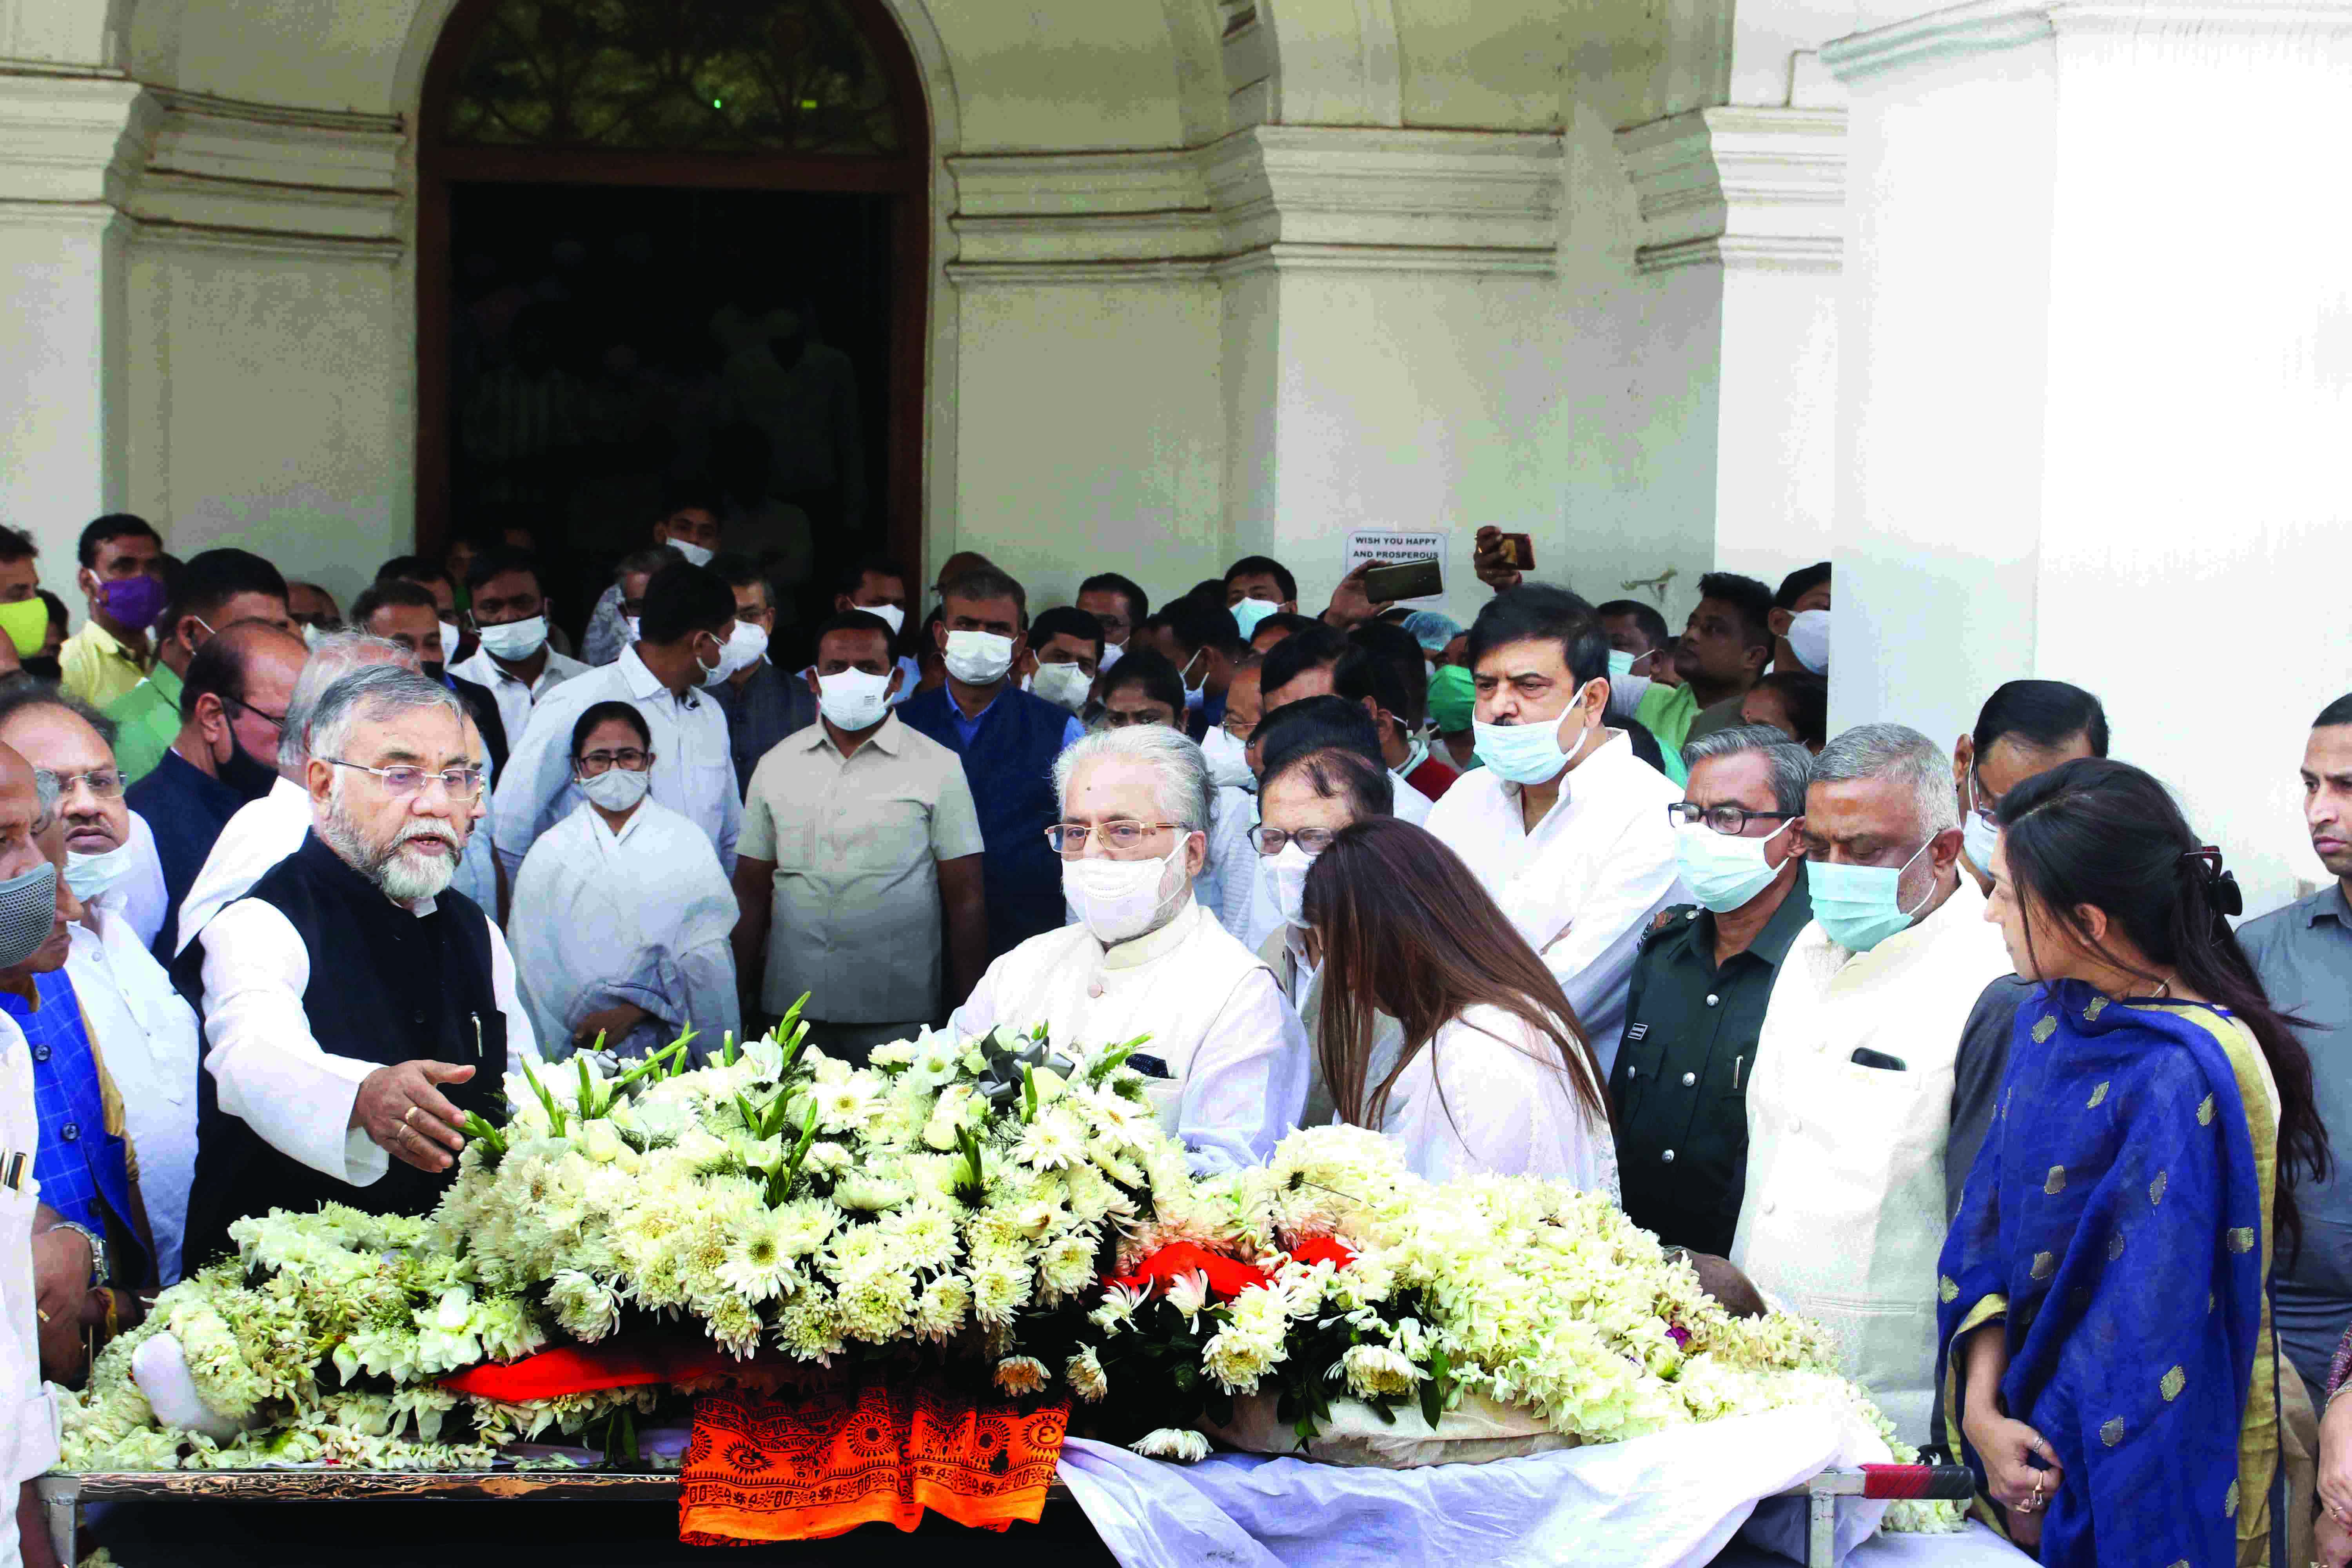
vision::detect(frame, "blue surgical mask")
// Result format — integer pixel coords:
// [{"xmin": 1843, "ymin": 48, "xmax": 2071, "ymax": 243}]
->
[
  {"xmin": 1471, "ymin": 680, "xmax": 1601, "ymax": 786},
  {"xmin": 1673, "ymin": 819, "xmax": 1792, "ymax": 913},
  {"xmin": 1608, "ymin": 648, "xmax": 1635, "ymax": 679},
  {"xmin": 1180, "ymin": 649, "xmax": 1208, "ymax": 712},
  {"xmin": 1809, "ymin": 838, "xmax": 1935, "ymax": 953},
  {"xmin": 1230, "ymin": 597, "xmax": 1282, "ymax": 642},
  {"xmin": 1962, "ymin": 809, "xmax": 1999, "ymax": 879}
]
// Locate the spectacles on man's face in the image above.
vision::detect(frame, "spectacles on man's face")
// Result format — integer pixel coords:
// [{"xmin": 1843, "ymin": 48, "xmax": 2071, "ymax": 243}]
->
[
  {"xmin": 49, "ymin": 767, "xmax": 127, "ymax": 802},
  {"xmin": 226, "ymin": 695, "xmax": 287, "ymax": 732},
  {"xmin": 1045, "ymin": 820, "xmax": 1184, "ymax": 856},
  {"xmin": 1248, "ymin": 824, "xmax": 1338, "ymax": 856},
  {"xmin": 323, "ymin": 759, "xmax": 487, "ymax": 800},
  {"xmin": 577, "ymin": 748, "xmax": 653, "ymax": 776},
  {"xmin": 1221, "ymin": 714, "xmax": 1258, "ymax": 742},
  {"xmin": 1665, "ymin": 802, "xmax": 1798, "ymax": 836}
]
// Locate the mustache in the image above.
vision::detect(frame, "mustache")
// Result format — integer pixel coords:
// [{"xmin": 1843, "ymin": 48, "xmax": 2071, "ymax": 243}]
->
[{"xmin": 393, "ymin": 822, "xmax": 463, "ymax": 851}]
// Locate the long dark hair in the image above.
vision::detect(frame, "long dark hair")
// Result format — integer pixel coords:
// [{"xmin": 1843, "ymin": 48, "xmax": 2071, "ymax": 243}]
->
[
  {"xmin": 1301, "ymin": 816, "xmax": 1610, "ymax": 1132},
  {"xmin": 1997, "ymin": 757, "xmax": 2329, "ymax": 1258}
]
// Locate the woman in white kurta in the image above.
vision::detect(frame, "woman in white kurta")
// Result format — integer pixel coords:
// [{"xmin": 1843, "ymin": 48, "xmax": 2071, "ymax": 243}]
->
[
  {"xmin": 1300, "ymin": 815, "xmax": 1617, "ymax": 1194},
  {"xmin": 509, "ymin": 701, "xmax": 739, "ymax": 1062}
]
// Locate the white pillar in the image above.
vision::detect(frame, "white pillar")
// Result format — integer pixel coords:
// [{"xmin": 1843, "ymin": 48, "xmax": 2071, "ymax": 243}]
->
[
  {"xmin": 0, "ymin": 76, "xmax": 149, "ymax": 576},
  {"xmin": 1619, "ymin": 106, "xmax": 1847, "ymax": 590},
  {"xmin": 1824, "ymin": 0, "xmax": 2352, "ymax": 908}
]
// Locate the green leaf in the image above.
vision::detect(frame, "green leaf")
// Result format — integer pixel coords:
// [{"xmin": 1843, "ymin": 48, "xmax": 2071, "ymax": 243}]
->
[
  {"xmin": 719, "ymin": 1030, "xmax": 739, "ymax": 1067},
  {"xmin": 577, "ymin": 1053, "xmax": 598, "ymax": 1119},
  {"xmin": 517, "ymin": 1052, "xmax": 566, "ymax": 1138},
  {"xmin": 1021, "ymin": 1063, "xmax": 1038, "ymax": 1123}
]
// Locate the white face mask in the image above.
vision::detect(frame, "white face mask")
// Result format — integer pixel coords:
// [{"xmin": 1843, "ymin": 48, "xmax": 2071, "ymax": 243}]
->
[
  {"xmin": 699, "ymin": 621, "xmax": 768, "ymax": 687},
  {"xmin": 1201, "ymin": 726, "xmax": 1254, "ymax": 792},
  {"xmin": 1269, "ymin": 841, "xmax": 1318, "ymax": 929},
  {"xmin": 301, "ymin": 622, "xmax": 327, "ymax": 650},
  {"xmin": 436, "ymin": 621, "xmax": 462, "ymax": 665},
  {"xmin": 578, "ymin": 767, "xmax": 651, "ymax": 813},
  {"xmin": 1030, "ymin": 660, "xmax": 1093, "ymax": 715},
  {"xmin": 1097, "ymin": 641, "xmax": 1125, "ymax": 675},
  {"xmin": 817, "ymin": 667, "xmax": 894, "ymax": 732},
  {"xmin": 669, "ymin": 539, "xmax": 715, "ymax": 568},
  {"xmin": 861, "ymin": 601, "xmax": 906, "ymax": 635},
  {"xmin": 65, "ymin": 841, "xmax": 142, "ymax": 900},
  {"xmin": 1787, "ymin": 608, "xmax": 1831, "ymax": 673},
  {"xmin": 623, "ymin": 615, "xmax": 642, "ymax": 645},
  {"xmin": 475, "ymin": 615, "xmax": 548, "ymax": 663},
  {"xmin": 944, "ymin": 629, "xmax": 1016, "ymax": 686},
  {"xmin": 1063, "ymin": 835, "xmax": 1191, "ymax": 945}
]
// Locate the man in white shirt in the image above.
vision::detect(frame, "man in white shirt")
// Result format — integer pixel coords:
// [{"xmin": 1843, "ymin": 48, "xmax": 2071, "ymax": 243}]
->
[
  {"xmin": 4, "ymin": 1014, "xmax": 62, "ymax": 1568},
  {"xmin": 1730, "ymin": 723, "xmax": 2014, "ymax": 1445},
  {"xmin": 184, "ymin": 665, "xmax": 537, "ymax": 1269},
  {"xmin": 448, "ymin": 550, "xmax": 585, "ymax": 745},
  {"xmin": 951, "ymin": 724, "xmax": 1308, "ymax": 1174},
  {"xmin": 493, "ymin": 560, "xmax": 747, "ymax": 878},
  {"xmin": 174, "ymin": 631, "xmax": 418, "ymax": 956},
  {"xmin": 0, "ymin": 690, "xmax": 203, "ymax": 1285},
  {"xmin": 1425, "ymin": 586, "xmax": 1684, "ymax": 1073}
]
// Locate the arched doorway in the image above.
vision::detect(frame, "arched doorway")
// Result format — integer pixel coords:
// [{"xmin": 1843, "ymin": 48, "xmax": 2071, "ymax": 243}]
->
[{"xmin": 415, "ymin": 0, "xmax": 930, "ymax": 654}]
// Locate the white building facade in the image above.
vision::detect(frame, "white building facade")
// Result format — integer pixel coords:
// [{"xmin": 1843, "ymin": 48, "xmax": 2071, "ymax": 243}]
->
[{"xmin": 0, "ymin": 0, "xmax": 2345, "ymax": 903}]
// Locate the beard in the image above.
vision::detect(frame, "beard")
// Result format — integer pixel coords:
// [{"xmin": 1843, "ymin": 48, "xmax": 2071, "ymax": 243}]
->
[{"xmin": 319, "ymin": 779, "xmax": 466, "ymax": 903}]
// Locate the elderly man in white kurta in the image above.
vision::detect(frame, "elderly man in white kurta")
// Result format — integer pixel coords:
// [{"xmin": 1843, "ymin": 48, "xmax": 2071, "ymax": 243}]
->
[
  {"xmin": 1730, "ymin": 724, "xmax": 2013, "ymax": 1445},
  {"xmin": 1425, "ymin": 587, "xmax": 1684, "ymax": 1076},
  {"xmin": 951, "ymin": 725, "xmax": 1308, "ymax": 1174}
]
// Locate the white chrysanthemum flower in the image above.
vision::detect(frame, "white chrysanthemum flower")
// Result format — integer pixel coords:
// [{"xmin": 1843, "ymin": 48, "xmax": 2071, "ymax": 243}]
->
[
  {"xmin": 717, "ymin": 1212, "xmax": 799, "ymax": 1303},
  {"xmin": 1339, "ymin": 1343, "xmax": 1423, "ymax": 1399},
  {"xmin": 867, "ymin": 1039, "xmax": 918, "ymax": 1069},
  {"xmin": 803, "ymin": 1141, "xmax": 854, "ymax": 1178},
  {"xmin": 545, "ymin": 1270, "xmax": 622, "ymax": 1341},
  {"xmin": 769, "ymin": 1198, "xmax": 840, "ymax": 1258},
  {"xmin": 1065, "ymin": 1346, "xmax": 1109, "ymax": 1402},
  {"xmin": 1129, "ymin": 1428, "xmax": 1210, "ymax": 1463},
  {"xmin": 912, "ymin": 1276, "xmax": 972, "ymax": 1343},
  {"xmin": 1163, "ymin": 1269, "xmax": 1210, "ymax": 1319},
  {"xmin": 1011, "ymin": 1108, "xmax": 1086, "ymax": 1171},
  {"xmin": 834, "ymin": 1174, "xmax": 910, "ymax": 1213},
  {"xmin": 993, "ymin": 1356, "xmax": 1050, "ymax": 1396},
  {"xmin": 814, "ymin": 1075, "xmax": 880, "ymax": 1135},
  {"xmin": 1089, "ymin": 1281, "xmax": 1147, "ymax": 1334}
]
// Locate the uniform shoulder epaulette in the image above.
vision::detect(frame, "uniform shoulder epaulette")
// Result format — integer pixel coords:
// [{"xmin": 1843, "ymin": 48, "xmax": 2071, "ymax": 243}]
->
[{"xmin": 1641, "ymin": 904, "xmax": 1699, "ymax": 946}]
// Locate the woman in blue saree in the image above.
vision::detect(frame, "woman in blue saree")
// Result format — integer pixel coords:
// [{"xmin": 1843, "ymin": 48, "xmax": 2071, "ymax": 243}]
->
[{"xmin": 1939, "ymin": 758, "xmax": 2330, "ymax": 1566}]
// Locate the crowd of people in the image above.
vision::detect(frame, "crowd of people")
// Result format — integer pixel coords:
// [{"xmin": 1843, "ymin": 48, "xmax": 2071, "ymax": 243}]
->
[{"xmin": 0, "ymin": 505, "xmax": 2347, "ymax": 1568}]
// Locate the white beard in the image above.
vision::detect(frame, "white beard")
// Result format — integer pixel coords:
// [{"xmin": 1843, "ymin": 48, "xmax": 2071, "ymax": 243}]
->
[{"xmin": 319, "ymin": 779, "xmax": 463, "ymax": 904}]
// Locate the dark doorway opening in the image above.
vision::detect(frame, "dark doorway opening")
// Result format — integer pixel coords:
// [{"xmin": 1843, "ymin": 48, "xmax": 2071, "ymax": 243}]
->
[
  {"xmin": 442, "ymin": 182, "xmax": 897, "ymax": 653},
  {"xmin": 415, "ymin": 0, "xmax": 931, "ymax": 666}
]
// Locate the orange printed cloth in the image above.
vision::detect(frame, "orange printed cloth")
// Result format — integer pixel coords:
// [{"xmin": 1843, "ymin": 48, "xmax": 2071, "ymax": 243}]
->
[{"xmin": 679, "ymin": 1374, "xmax": 1069, "ymax": 1544}]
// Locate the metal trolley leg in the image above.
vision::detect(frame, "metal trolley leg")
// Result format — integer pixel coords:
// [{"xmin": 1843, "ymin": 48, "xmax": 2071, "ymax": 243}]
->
[{"xmin": 1796, "ymin": 1463, "xmax": 1976, "ymax": 1568}]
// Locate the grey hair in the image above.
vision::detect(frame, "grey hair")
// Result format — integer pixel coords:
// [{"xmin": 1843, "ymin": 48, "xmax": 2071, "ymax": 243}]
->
[
  {"xmin": 1681, "ymin": 724, "xmax": 1813, "ymax": 817},
  {"xmin": 304, "ymin": 665, "xmax": 468, "ymax": 772},
  {"xmin": 1809, "ymin": 722, "xmax": 1960, "ymax": 836},
  {"xmin": 29, "ymin": 768, "xmax": 59, "ymax": 833},
  {"xmin": 280, "ymin": 630, "xmax": 415, "ymax": 773},
  {"xmin": 1051, "ymin": 724, "xmax": 1213, "ymax": 836}
]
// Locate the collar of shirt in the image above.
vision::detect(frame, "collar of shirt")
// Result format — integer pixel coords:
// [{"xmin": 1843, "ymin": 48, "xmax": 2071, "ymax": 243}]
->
[
  {"xmin": 1099, "ymin": 895, "xmax": 1204, "ymax": 974},
  {"xmin": 619, "ymin": 645, "xmax": 693, "ymax": 711},
  {"xmin": 1494, "ymin": 727, "xmax": 1636, "ymax": 836},
  {"xmin": 798, "ymin": 711, "xmax": 904, "ymax": 761},
  {"xmin": 588, "ymin": 801, "xmax": 649, "ymax": 850},
  {"xmin": 75, "ymin": 617, "xmax": 147, "ymax": 671},
  {"xmin": 1689, "ymin": 864, "xmax": 1815, "ymax": 975},
  {"xmin": 2305, "ymin": 882, "xmax": 2352, "ymax": 929}
]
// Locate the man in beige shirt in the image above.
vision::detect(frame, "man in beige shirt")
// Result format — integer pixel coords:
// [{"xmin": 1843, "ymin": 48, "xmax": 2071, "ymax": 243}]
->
[{"xmin": 731, "ymin": 611, "xmax": 987, "ymax": 1062}]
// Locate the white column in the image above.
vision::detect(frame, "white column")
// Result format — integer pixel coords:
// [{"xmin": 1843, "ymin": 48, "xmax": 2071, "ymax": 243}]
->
[
  {"xmin": 1619, "ymin": 106, "xmax": 1847, "ymax": 589},
  {"xmin": 1824, "ymin": 0, "xmax": 2352, "ymax": 908},
  {"xmin": 0, "ymin": 75, "xmax": 149, "ymax": 572}
]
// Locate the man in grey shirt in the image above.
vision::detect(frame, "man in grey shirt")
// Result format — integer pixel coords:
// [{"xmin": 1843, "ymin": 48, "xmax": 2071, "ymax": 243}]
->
[{"xmin": 2241, "ymin": 690, "xmax": 2352, "ymax": 1396}]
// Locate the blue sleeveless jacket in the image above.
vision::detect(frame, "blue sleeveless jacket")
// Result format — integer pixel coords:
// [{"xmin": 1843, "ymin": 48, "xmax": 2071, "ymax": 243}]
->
[{"xmin": 898, "ymin": 684, "xmax": 1069, "ymax": 960}]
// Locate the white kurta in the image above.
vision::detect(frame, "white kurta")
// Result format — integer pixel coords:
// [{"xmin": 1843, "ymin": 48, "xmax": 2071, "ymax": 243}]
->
[
  {"xmin": 1, "ymin": 1017, "xmax": 59, "ymax": 1567},
  {"xmin": 1424, "ymin": 731, "xmax": 1685, "ymax": 1076},
  {"xmin": 952, "ymin": 898, "xmax": 1308, "ymax": 1174},
  {"xmin": 1379, "ymin": 1005, "xmax": 1619, "ymax": 1192},
  {"xmin": 1729, "ymin": 875, "xmax": 2014, "ymax": 1444},
  {"xmin": 68, "ymin": 908, "xmax": 201, "ymax": 1283},
  {"xmin": 1387, "ymin": 769, "xmax": 1434, "ymax": 826},
  {"xmin": 509, "ymin": 799, "xmax": 740, "ymax": 1060},
  {"xmin": 93, "ymin": 809, "xmax": 171, "ymax": 950}
]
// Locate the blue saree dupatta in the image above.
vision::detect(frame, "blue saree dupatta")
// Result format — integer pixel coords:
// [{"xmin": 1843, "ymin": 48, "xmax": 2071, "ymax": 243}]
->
[{"xmin": 1935, "ymin": 980, "xmax": 2279, "ymax": 1566}]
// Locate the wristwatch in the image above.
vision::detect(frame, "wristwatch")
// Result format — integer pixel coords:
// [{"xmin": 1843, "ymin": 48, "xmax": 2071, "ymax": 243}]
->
[{"xmin": 50, "ymin": 1219, "xmax": 107, "ymax": 1288}]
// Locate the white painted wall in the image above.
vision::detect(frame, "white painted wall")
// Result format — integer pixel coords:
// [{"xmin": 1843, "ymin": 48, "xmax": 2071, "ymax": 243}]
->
[{"xmin": 949, "ymin": 276, "xmax": 1227, "ymax": 610}]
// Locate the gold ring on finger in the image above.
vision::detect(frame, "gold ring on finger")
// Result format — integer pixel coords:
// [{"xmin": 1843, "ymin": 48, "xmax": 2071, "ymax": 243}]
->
[{"xmin": 403, "ymin": 1105, "xmax": 418, "ymax": 1126}]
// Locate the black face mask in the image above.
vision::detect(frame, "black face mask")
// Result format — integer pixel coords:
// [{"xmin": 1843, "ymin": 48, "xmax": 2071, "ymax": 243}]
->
[
  {"xmin": 423, "ymin": 662, "xmax": 446, "ymax": 686},
  {"xmin": 218, "ymin": 733, "xmax": 279, "ymax": 802},
  {"xmin": 18, "ymin": 656, "xmax": 60, "ymax": 683}
]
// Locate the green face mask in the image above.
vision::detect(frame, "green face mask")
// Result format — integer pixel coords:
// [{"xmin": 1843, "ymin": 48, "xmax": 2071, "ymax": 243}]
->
[{"xmin": 0, "ymin": 597, "xmax": 48, "ymax": 658}]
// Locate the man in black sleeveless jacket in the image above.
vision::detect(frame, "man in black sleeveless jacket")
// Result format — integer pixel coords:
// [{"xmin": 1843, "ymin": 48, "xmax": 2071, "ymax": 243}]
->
[{"xmin": 180, "ymin": 664, "xmax": 538, "ymax": 1269}]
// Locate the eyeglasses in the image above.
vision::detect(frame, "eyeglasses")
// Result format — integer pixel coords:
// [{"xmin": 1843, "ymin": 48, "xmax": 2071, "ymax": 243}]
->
[
  {"xmin": 47, "ymin": 767, "xmax": 125, "ymax": 801},
  {"xmin": 1101, "ymin": 709, "xmax": 1172, "ymax": 730},
  {"xmin": 322, "ymin": 759, "xmax": 487, "ymax": 800},
  {"xmin": 1044, "ymin": 821, "xmax": 1187, "ymax": 855},
  {"xmin": 1666, "ymin": 802, "xmax": 1798, "ymax": 835},
  {"xmin": 1221, "ymin": 714, "xmax": 1258, "ymax": 742},
  {"xmin": 577, "ymin": 748, "xmax": 653, "ymax": 775},
  {"xmin": 1248, "ymin": 825, "xmax": 1338, "ymax": 856},
  {"xmin": 226, "ymin": 695, "xmax": 288, "ymax": 732}
]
